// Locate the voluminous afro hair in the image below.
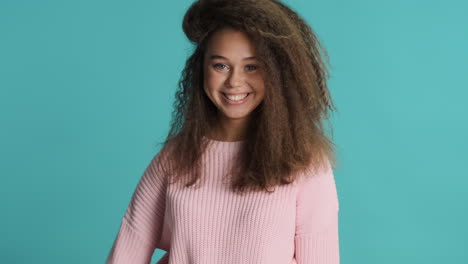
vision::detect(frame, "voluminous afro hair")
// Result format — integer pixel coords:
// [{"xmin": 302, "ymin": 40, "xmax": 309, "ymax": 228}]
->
[{"xmin": 158, "ymin": 0, "xmax": 338, "ymax": 194}]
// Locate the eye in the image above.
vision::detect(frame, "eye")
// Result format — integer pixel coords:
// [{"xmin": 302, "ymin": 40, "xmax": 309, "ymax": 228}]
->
[
  {"xmin": 213, "ymin": 63, "xmax": 228, "ymax": 70},
  {"xmin": 245, "ymin": 65, "xmax": 258, "ymax": 71}
]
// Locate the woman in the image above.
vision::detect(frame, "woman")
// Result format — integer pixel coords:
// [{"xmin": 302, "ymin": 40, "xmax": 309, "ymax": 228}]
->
[{"xmin": 106, "ymin": 0, "xmax": 340, "ymax": 263}]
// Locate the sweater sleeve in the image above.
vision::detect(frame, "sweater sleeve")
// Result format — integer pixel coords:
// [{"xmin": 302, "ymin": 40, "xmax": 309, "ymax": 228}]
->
[
  {"xmin": 294, "ymin": 158, "xmax": 340, "ymax": 264},
  {"xmin": 106, "ymin": 152, "xmax": 167, "ymax": 264}
]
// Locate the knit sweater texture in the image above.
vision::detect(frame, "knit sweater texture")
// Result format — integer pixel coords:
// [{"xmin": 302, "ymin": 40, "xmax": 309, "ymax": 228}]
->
[{"xmin": 106, "ymin": 136, "xmax": 340, "ymax": 264}]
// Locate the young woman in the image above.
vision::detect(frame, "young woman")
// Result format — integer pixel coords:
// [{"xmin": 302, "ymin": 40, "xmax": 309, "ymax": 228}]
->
[{"xmin": 106, "ymin": 0, "xmax": 340, "ymax": 263}]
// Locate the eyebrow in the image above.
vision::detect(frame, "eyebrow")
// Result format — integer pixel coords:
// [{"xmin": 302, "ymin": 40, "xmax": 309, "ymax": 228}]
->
[{"xmin": 208, "ymin": 55, "xmax": 257, "ymax": 61}]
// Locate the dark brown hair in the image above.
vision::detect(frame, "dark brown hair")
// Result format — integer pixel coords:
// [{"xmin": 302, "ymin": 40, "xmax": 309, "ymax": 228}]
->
[{"xmin": 156, "ymin": 0, "xmax": 338, "ymax": 194}]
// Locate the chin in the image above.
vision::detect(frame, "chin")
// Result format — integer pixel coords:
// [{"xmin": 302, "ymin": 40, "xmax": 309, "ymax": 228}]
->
[{"xmin": 219, "ymin": 111, "xmax": 252, "ymax": 120}]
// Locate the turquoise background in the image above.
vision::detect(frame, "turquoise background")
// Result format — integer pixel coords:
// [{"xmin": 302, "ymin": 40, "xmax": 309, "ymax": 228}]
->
[{"xmin": 1, "ymin": 0, "xmax": 466, "ymax": 263}]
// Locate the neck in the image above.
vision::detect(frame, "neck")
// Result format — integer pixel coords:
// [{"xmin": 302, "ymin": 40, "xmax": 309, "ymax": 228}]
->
[{"xmin": 208, "ymin": 115, "xmax": 250, "ymax": 142}]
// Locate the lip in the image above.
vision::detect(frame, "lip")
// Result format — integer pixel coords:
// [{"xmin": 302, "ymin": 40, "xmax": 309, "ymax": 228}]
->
[
  {"xmin": 221, "ymin": 92, "xmax": 251, "ymax": 105},
  {"xmin": 223, "ymin": 92, "xmax": 250, "ymax": 95}
]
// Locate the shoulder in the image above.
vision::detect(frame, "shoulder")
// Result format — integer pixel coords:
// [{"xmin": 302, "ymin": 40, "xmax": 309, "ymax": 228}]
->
[
  {"xmin": 295, "ymin": 155, "xmax": 339, "ymax": 208},
  {"xmin": 296, "ymin": 155, "xmax": 334, "ymax": 187},
  {"xmin": 144, "ymin": 144, "xmax": 174, "ymax": 183}
]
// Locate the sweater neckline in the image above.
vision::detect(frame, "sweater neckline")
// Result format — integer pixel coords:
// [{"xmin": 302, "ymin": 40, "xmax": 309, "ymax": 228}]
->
[{"xmin": 202, "ymin": 135, "xmax": 245, "ymax": 152}]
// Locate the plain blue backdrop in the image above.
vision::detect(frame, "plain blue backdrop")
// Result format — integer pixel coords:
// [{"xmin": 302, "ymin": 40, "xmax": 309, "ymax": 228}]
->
[{"xmin": 1, "ymin": 0, "xmax": 467, "ymax": 263}]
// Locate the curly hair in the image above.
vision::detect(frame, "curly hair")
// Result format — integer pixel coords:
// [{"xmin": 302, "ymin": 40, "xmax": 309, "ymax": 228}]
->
[{"xmin": 156, "ymin": 0, "xmax": 338, "ymax": 194}]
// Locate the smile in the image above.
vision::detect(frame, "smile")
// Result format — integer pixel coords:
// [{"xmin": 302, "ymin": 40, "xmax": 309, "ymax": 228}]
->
[{"xmin": 222, "ymin": 92, "xmax": 251, "ymax": 105}]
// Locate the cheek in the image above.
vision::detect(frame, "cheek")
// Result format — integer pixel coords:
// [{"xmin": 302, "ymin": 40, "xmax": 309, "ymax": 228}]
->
[
  {"xmin": 205, "ymin": 71, "xmax": 223, "ymax": 88},
  {"xmin": 252, "ymin": 78, "xmax": 266, "ymax": 96},
  {"xmin": 203, "ymin": 70, "xmax": 215, "ymax": 92},
  {"xmin": 203, "ymin": 73, "xmax": 220, "ymax": 103},
  {"xmin": 256, "ymin": 88, "xmax": 266, "ymax": 101}
]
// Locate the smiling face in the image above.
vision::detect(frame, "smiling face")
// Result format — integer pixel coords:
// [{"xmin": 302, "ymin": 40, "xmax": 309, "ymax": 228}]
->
[{"xmin": 203, "ymin": 27, "xmax": 266, "ymax": 138}]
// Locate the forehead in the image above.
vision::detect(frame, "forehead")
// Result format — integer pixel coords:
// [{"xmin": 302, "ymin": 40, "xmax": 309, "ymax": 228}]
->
[{"xmin": 205, "ymin": 28, "xmax": 257, "ymax": 59}]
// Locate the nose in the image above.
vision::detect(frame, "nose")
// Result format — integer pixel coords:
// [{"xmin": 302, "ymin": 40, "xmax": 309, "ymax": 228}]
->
[{"xmin": 225, "ymin": 67, "xmax": 245, "ymax": 88}]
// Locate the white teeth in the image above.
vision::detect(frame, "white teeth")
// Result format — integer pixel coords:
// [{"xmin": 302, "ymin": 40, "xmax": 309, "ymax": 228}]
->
[{"xmin": 225, "ymin": 93, "xmax": 248, "ymax": 101}]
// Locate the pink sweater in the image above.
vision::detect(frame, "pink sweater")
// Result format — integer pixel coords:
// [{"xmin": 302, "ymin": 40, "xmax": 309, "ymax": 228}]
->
[{"xmin": 106, "ymin": 136, "xmax": 340, "ymax": 264}]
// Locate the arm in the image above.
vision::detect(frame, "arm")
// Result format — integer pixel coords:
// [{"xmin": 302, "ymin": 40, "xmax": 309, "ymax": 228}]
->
[
  {"xmin": 295, "ymin": 158, "xmax": 340, "ymax": 264},
  {"xmin": 106, "ymin": 152, "xmax": 167, "ymax": 264}
]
